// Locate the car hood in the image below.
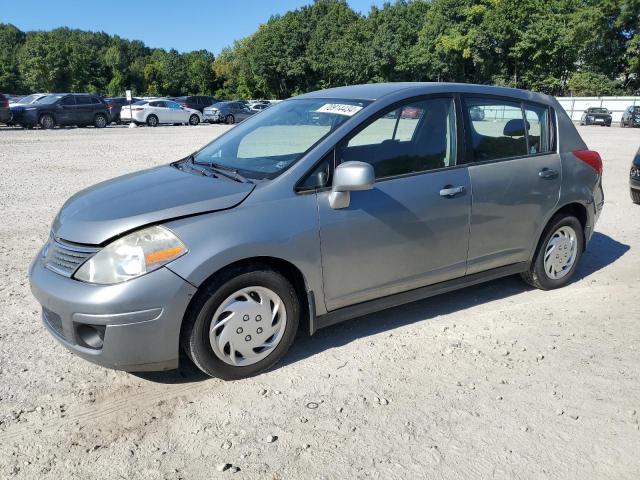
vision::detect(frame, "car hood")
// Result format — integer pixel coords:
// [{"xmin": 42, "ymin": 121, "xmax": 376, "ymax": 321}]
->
[{"xmin": 52, "ymin": 165, "xmax": 254, "ymax": 245}]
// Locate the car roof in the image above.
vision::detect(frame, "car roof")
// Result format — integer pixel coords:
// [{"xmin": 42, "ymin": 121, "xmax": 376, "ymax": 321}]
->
[{"xmin": 296, "ymin": 82, "xmax": 557, "ymax": 106}]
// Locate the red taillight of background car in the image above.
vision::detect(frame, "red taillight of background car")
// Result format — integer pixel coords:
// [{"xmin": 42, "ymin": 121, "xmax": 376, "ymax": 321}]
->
[{"xmin": 573, "ymin": 150, "xmax": 603, "ymax": 175}]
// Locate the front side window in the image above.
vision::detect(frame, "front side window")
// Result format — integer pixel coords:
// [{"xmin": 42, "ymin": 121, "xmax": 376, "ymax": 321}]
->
[
  {"xmin": 465, "ymin": 99, "xmax": 527, "ymax": 161},
  {"xmin": 193, "ymin": 98, "xmax": 371, "ymax": 179},
  {"xmin": 339, "ymin": 97, "xmax": 456, "ymax": 179},
  {"xmin": 60, "ymin": 96, "xmax": 75, "ymax": 106}
]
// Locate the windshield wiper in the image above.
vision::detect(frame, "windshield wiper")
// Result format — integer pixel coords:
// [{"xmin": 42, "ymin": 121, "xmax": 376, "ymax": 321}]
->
[{"xmin": 206, "ymin": 162, "xmax": 251, "ymax": 184}]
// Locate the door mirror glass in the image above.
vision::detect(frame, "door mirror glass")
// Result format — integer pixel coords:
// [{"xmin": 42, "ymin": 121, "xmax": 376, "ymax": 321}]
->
[{"xmin": 329, "ymin": 161, "xmax": 374, "ymax": 209}]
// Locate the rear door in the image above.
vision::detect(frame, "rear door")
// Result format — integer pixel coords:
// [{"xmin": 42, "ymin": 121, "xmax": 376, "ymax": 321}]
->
[
  {"xmin": 462, "ymin": 96, "xmax": 560, "ymax": 274},
  {"xmin": 74, "ymin": 95, "xmax": 94, "ymax": 124},
  {"xmin": 317, "ymin": 96, "xmax": 471, "ymax": 310}
]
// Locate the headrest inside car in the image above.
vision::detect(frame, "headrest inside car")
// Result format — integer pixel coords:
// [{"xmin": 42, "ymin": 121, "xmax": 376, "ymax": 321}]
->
[{"xmin": 503, "ymin": 119, "xmax": 530, "ymax": 137}]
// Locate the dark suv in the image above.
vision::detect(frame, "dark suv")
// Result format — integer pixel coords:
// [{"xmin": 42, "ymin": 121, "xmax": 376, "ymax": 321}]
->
[
  {"xmin": 104, "ymin": 96, "xmax": 142, "ymax": 124},
  {"xmin": 621, "ymin": 106, "xmax": 640, "ymax": 128},
  {"xmin": 174, "ymin": 96, "xmax": 217, "ymax": 113},
  {"xmin": 0, "ymin": 93, "xmax": 10, "ymax": 124},
  {"xmin": 18, "ymin": 93, "xmax": 110, "ymax": 129}
]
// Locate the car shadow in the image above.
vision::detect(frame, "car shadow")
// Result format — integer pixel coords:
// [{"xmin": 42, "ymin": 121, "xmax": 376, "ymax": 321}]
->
[{"xmin": 135, "ymin": 231, "xmax": 628, "ymax": 383}]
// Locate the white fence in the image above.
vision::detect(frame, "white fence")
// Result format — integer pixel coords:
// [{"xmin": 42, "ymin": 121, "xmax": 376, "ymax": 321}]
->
[{"xmin": 557, "ymin": 96, "xmax": 640, "ymax": 123}]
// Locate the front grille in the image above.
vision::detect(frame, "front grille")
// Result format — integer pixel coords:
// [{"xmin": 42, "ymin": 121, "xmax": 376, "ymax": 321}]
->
[
  {"xmin": 43, "ymin": 237, "xmax": 99, "ymax": 277},
  {"xmin": 43, "ymin": 307, "xmax": 64, "ymax": 338}
]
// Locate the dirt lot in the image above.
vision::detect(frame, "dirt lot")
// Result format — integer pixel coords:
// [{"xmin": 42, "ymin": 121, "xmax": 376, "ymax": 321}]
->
[{"xmin": 0, "ymin": 123, "xmax": 639, "ymax": 479}]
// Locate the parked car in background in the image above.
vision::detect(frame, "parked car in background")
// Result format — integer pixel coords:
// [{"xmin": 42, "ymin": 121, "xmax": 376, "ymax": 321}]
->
[
  {"xmin": 203, "ymin": 101, "xmax": 256, "ymax": 124},
  {"xmin": 9, "ymin": 93, "xmax": 48, "ymax": 107},
  {"xmin": 620, "ymin": 106, "xmax": 640, "ymax": 128},
  {"xmin": 631, "ymin": 146, "xmax": 640, "ymax": 204},
  {"xmin": 104, "ymin": 96, "xmax": 142, "ymax": 124},
  {"xmin": 15, "ymin": 93, "xmax": 110, "ymax": 129},
  {"xmin": 174, "ymin": 96, "xmax": 217, "ymax": 113},
  {"xmin": 249, "ymin": 103, "xmax": 269, "ymax": 112},
  {"xmin": 0, "ymin": 93, "xmax": 11, "ymax": 124},
  {"xmin": 120, "ymin": 99, "xmax": 203, "ymax": 126},
  {"xmin": 580, "ymin": 107, "xmax": 612, "ymax": 127},
  {"xmin": 29, "ymin": 83, "xmax": 604, "ymax": 380}
]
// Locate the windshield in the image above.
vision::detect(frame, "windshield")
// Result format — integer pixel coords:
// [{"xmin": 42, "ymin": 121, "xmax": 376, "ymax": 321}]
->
[
  {"xmin": 16, "ymin": 94, "xmax": 41, "ymax": 104},
  {"xmin": 590, "ymin": 108, "xmax": 608, "ymax": 113},
  {"xmin": 37, "ymin": 94, "xmax": 64, "ymax": 105},
  {"xmin": 193, "ymin": 98, "xmax": 371, "ymax": 179}
]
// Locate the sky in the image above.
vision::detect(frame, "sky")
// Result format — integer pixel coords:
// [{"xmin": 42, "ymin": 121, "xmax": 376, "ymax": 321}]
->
[{"xmin": 2, "ymin": 0, "xmax": 389, "ymax": 54}]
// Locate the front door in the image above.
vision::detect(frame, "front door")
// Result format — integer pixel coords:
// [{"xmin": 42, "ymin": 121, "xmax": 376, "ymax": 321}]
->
[
  {"xmin": 461, "ymin": 97, "xmax": 561, "ymax": 274},
  {"xmin": 317, "ymin": 97, "xmax": 471, "ymax": 311}
]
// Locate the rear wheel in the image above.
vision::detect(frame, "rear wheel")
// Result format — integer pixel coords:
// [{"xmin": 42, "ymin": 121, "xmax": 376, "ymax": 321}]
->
[
  {"xmin": 146, "ymin": 115, "xmax": 159, "ymax": 127},
  {"xmin": 189, "ymin": 114, "xmax": 200, "ymax": 126},
  {"xmin": 94, "ymin": 113, "xmax": 107, "ymax": 128},
  {"xmin": 631, "ymin": 189, "xmax": 640, "ymax": 204},
  {"xmin": 225, "ymin": 114, "xmax": 235, "ymax": 125},
  {"xmin": 521, "ymin": 215, "xmax": 583, "ymax": 290},
  {"xmin": 39, "ymin": 113, "xmax": 55, "ymax": 129},
  {"xmin": 181, "ymin": 264, "xmax": 300, "ymax": 380}
]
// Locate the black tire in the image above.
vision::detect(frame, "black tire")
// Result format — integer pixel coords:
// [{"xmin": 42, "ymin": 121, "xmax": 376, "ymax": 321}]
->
[
  {"xmin": 181, "ymin": 264, "xmax": 300, "ymax": 380},
  {"xmin": 621, "ymin": 119, "xmax": 626, "ymax": 128},
  {"xmin": 521, "ymin": 215, "xmax": 584, "ymax": 290},
  {"xmin": 146, "ymin": 115, "xmax": 159, "ymax": 127},
  {"xmin": 39, "ymin": 113, "xmax": 55, "ymax": 129},
  {"xmin": 631, "ymin": 189, "xmax": 640, "ymax": 204},
  {"xmin": 189, "ymin": 114, "xmax": 200, "ymax": 126},
  {"xmin": 225, "ymin": 114, "xmax": 235, "ymax": 125},
  {"xmin": 94, "ymin": 113, "xmax": 107, "ymax": 128}
]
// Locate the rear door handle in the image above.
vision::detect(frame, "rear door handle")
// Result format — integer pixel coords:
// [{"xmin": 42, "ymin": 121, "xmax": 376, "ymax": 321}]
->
[
  {"xmin": 539, "ymin": 168, "xmax": 559, "ymax": 179},
  {"xmin": 439, "ymin": 185, "xmax": 466, "ymax": 197}
]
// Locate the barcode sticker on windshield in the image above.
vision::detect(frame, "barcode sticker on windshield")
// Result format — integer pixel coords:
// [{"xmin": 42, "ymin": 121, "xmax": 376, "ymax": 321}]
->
[{"xmin": 316, "ymin": 104, "xmax": 363, "ymax": 116}]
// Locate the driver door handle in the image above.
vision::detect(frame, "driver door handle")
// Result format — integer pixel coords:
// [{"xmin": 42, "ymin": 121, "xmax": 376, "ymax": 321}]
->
[{"xmin": 439, "ymin": 185, "xmax": 466, "ymax": 198}]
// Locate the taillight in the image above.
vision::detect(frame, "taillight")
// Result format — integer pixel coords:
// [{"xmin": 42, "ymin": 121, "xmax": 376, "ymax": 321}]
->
[
  {"xmin": 572, "ymin": 150, "xmax": 602, "ymax": 175},
  {"xmin": 131, "ymin": 107, "xmax": 143, "ymax": 111},
  {"xmin": 2, "ymin": 97, "xmax": 8, "ymax": 108}
]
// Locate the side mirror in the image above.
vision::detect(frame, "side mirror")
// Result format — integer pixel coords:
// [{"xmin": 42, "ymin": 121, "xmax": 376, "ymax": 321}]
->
[{"xmin": 328, "ymin": 161, "xmax": 374, "ymax": 209}]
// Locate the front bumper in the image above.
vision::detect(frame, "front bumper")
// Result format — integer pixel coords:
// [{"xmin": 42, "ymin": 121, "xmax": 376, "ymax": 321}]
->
[
  {"xmin": 631, "ymin": 176, "xmax": 640, "ymax": 191},
  {"xmin": 29, "ymin": 254, "xmax": 197, "ymax": 372}
]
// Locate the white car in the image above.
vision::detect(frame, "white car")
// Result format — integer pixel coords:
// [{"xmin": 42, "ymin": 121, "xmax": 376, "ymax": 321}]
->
[{"xmin": 120, "ymin": 99, "xmax": 203, "ymax": 127}]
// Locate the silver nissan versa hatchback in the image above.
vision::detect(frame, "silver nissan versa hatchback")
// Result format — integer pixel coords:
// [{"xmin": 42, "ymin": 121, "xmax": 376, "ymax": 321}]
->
[{"xmin": 30, "ymin": 83, "xmax": 604, "ymax": 380}]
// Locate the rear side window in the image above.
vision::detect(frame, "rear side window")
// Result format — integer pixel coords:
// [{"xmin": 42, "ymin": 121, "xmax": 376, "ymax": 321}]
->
[
  {"xmin": 465, "ymin": 99, "xmax": 528, "ymax": 161},
  {"xmin": 61, "ymin": 96, "xmax": 75, "ymax": 106},
  {"xmin": 91, "ymin": 96, "xmax": 102, "ymax": 104},
  {"xmin": 76, "ymin": 95, "xmax": 92, "ymax": 105},
  {"xmin": 339, "ymin": 97, "xmax": 456, "ymax": 179},
  {"xmin": 523, "ymin": 103, "xmax": 550, "ymax": 154}
]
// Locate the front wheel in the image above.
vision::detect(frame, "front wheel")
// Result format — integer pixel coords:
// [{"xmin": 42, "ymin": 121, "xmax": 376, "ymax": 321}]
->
[
  {"xmin": 521, "ymin": 215, "xmax": 584, "ymax": 290},
  {"xmin": 39, "ymin": 113, "xmax": 55, "ymax": 129},
  {"xmin": 225, "ymin": 114, "xmax": 235, "ymax": 125},
  {"xmin": 181, "ymin": 264, "xmax": 300, "ymax": 380},
  {"xmin": 631, "ymin": 189, "xmax": 640, "ymax": 204},
  {"xmin": 189, "ymin": 114, "xmax": 200, "ymax": 126}
]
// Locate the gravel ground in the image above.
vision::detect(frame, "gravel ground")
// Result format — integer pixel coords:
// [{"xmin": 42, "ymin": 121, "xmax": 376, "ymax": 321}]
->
[{"xmin": 0, "ymin": 123, "xmax": 639, "ymax": 479}]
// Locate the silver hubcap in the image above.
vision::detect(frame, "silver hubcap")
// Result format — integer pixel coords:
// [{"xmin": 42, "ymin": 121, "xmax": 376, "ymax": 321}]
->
[
  {"xmin": 190, "ymin": 115, "xmax": 198, "ymax": 125},
  {"xmin": 543, "ymin": 226, "xmax": 578, "ymax": 279},
  {"xmin": 209, "ymin": 286, "xmax": 287, "ymax": 366}
]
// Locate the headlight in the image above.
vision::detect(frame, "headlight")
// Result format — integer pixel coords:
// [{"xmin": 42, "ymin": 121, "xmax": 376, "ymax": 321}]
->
[
  {"xmin": 631, "ymin": 166, "xmax": 640, "ymax": 178},
  {"xmin": 74, "ymin": 225, "xmax": 187, "ymax": 284}
]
